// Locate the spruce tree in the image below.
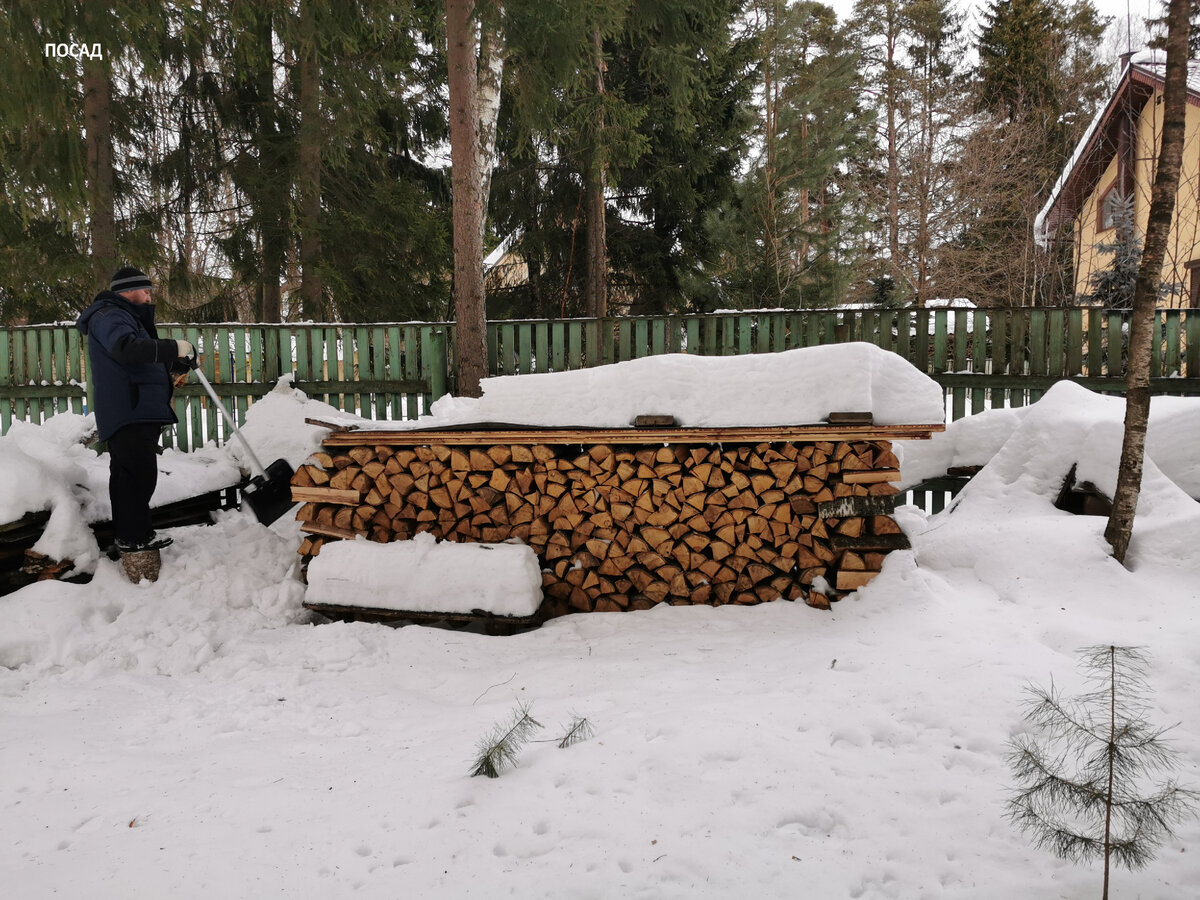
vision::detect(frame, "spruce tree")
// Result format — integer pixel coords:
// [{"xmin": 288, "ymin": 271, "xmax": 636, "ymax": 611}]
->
[{"xmin": 1084, "ymin": 194, "xmax": 1141, "ymax": 309}]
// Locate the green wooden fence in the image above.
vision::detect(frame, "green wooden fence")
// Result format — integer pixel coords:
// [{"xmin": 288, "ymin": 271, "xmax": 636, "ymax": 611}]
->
[{"xmin": 2, "ymin": 308, "xmax": 1198, "ymax": 449}]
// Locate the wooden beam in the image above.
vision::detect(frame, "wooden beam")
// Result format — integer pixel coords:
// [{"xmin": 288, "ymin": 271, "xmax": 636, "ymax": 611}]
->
[
  {"xmin": 321, "ymin": 423, "xmax": 944, "ymax": 447},
  {"xmin": 291, "ymin": 486, "xmax": 362, "ymax": 505},
  {"xmin": 842, "ymin": 469, "xmax": 901, "ymax": 484},
  {"xmin": 836, "ymin": 570, "xmax": 880, "ymax": 591},
  {"xmin": 300, "ymin": 522, "xmax": 360, "ymax": 540}
]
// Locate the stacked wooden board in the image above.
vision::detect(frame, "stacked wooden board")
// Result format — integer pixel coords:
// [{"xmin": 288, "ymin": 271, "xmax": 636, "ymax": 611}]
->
[{"xmin": 292, "ymin": 422, "xmax": 941, "ymax": 619}]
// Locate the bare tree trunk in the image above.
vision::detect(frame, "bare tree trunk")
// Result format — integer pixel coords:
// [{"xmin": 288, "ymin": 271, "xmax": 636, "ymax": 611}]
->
[
  {"xmin": 83, "ymin": 55, "xmax": 115, "ymax": 286},
  {"xmin": 447, "ymin": 0, "xmax": 488, "ymax": 397},
  {"xmin": 477, "ymin": 11, "xmax": 504, "ymax": 248},
  {"xmin": 1105, "ymin": 0, "xmax": 1190, "ymax": 563},
  {"xmin": 257, "ymin": 12, "xmax": 283, "ymax": 323},
  {"xmin": 885, "ymin": 22, "xmax": 901, "ymax": 295},
  {"xmin": 298, "ymin": 0, "xmax": 323, "ymax": 319},
  {"xmin": 762, "ymin": 2, "xmax": 782, "ymax": 304},
  {"xmin": 585, "ymin": 28, "xmax": 608, "ymax": 319}
]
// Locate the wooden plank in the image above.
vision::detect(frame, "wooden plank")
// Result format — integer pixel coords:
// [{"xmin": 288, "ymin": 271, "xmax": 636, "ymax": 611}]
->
[
  {"xmin": 826, "ymin": 411, "xmax": 873, "ymax": 424},
  {"xmin": 685, "ymin": 317, "xmax": 700, "ymax": 355},
  {"xmin": 1086, "ymin": 308, "xmax": 1103, "ymax": 377},
  {"xmin": 353, "ymin": 326, "xmax": 370, "ymax": 417},
  {"xmin": 1066, "ymin": 309, "xmax": 1083, "ymax": 376},
  {"xmin": 617, "ymin": 318, "xmax": 632, "ymax": 362},
  {"xmin": 568, "ymin": 321, "xmax": 583, "ymax": 369},
  {"xmin": 301, "ymin": 522, "xmax": 360, "ymax": 540},
  {"xmin": 551, "ymin": 321, "xmax": 566, "ymax": 371},
  {"xmin": 1164, "ymin": 310, "xmax": 1181, "ymax": 377},
  {"xmin": 634, "ymin": 317, "xmax": 649, "ymax": 359},
  {"xmin": 249, "ymin": 325, "xmax": 265, "ymax": 419},
  {"xmin": 861, "ymin": 309, "xmax": 880, "ymax": 349},
  {"xmin": 895, "ymin": 309, "xmax": 913, "ymax": 365},
  {"xmin": 842, "ymin": 469, "xmax": 901, "ymax": 484},
  {"xmin": 386, "ymin": 326, "xmax": 403, "ymax": 420},
  {"xmin": 836, "ymin": 570, "xmax": 880, "ymax": 591},
  {"xmin": 12, "ymin": 329, "xmax": 26, "ymax": 423},
  {"xmin": 1187, "ymin": 309, "xmax": 1200, "ymax": 378},
  {"xmin": 67, "ymin": 326, "xmax": 84, "ymax": 415},
  {"xmin": 323, "ymin": 422, "xmax": 944, "ymax": 447},
  {"xmin": 737, "ymin": 315, "xmax": 751, "ymax": 355},
  {"xmin": 519, "ymin": 322, "xmax": 533, "ymax": 374},
  {"xmin": 913, "ymin": 309, "xmax": 930, "ymax": 375},
  {"xmin": 25, "ymin": 330, "xmax": 41, "ymax": 423},
  {"xmin": 186, "ymin": 326, "xmax": 202, "ymax": 448},
  {"xmin": 324, "ymin": 325, "xmax": 341, "ymax": 408},
  {"xmin": 403, "ymin": 325, "xmax": 420, "ymax": 420},
  {"xmin": 971, "ymin": 308, "xmax": 987, "ymax": 413},
  {"xmin": 1150, "ymin": 310, "xmax": 1163, "ymax": 377},
  {"xmin": 932, "ymin": 309, "xmax": 948, "ymax": 374},
  {"xmin": 1045, "ymin": 309, "xmax": 1063, "ymax": 378},
  {"xmin": 652, "ymin": 317, "xmax": 667, "ymax": 356},
  {"xmin": 291, "ymin": 486, "xmax": 362, "ymax": 505},
  {"xmin": 487, "ymin": 321, "xmax": 500, "ymax": 375},
  {"xmin": 51, "ymin": 328, "xmax": 67, "ymax": 415},
  {"xmin": 1106, "ymin": 312, "xmax": 1124, "ymax": 378},
  {"xmin": 951, "ymin": 310, "xmax": 968, "ymax": 420},
  {"xmin": 829, "ymin": 533, "xmax": 911, "ymax": 552},
  {"xmin": 534, "ymin": 320, "xmax": 549, "ymax": 372},
  {"xmin": 585, "ymin": 319, "xmax": 602, "ymax": 367}
]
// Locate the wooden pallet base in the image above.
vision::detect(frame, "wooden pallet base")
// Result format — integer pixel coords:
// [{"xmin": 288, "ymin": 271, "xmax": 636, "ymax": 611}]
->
[{"xmin": 303, "ymin": 601, "xmax": 543, "ymax": 634}]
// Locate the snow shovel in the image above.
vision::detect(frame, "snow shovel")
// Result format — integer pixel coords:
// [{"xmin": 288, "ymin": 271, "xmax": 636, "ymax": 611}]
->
[{"xmin": 190, "ymin": 365, "xmax": 296, "ymax": 526}]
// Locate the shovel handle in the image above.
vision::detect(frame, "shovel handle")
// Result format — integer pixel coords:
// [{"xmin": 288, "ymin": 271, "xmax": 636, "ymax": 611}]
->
[{"xmin": 193, "ymin": 367, "xmax": 267, "ymax": 478}]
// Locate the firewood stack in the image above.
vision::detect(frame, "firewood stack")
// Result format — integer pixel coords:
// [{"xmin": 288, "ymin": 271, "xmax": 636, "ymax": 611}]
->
[{"xmin": 292, "ymin": 429, "xmax": 915, "ymax": 619}]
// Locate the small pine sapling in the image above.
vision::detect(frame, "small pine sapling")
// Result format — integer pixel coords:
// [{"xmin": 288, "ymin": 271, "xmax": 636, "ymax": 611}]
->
[
  {"xmin": 470, "ymin": 703, "xmax": 543, "ymax": 778},
  {"xmin": 1007, "ymin": 645, "xmax": 1198, "ymax": 899},
  {"xmin": 556, "ymin": 715, "xmax": 594, "ymax": 749}
]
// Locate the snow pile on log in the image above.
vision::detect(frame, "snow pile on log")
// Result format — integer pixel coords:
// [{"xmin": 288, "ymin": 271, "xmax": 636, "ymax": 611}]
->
[
  {"xmin": 420, "ymin": 343, "xmax": 945, "ymax": 429},
  {"xmin": 305, "ymin": 532, "xmax": 543, "ymax": 616}
]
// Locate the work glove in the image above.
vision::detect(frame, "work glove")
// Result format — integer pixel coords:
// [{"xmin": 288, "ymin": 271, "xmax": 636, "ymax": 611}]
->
[{"xmin": 175, "ymin": 339, "xmax": 199, "ymax": 370}]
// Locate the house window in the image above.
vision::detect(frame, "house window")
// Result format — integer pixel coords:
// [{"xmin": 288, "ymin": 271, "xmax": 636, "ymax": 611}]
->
[
  {"xmin": 1097, "ymin": 186, "xmax": 1124, "ymax": 232},
  {"xmin": 1188, "ymin": 261, "xmax": 1200, "ymax": 307}
]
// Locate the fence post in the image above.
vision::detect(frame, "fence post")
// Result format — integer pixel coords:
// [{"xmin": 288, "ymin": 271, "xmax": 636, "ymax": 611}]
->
[{"xmin": 430, "ymin": 329, "xmax": 448, "ymax": 402}]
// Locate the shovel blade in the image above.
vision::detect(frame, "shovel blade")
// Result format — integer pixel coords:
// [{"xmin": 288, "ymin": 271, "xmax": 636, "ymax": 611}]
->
[{"xmin": 240, "ymin": 458, "xmax": 296, "ymax": 526}]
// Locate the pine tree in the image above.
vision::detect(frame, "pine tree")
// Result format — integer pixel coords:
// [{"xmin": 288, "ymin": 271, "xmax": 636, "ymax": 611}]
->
[
  {"xmin": 711, "ymin": 0, "xmax": 872, "ymax": 309},
  {"xmin": 1008, "ymin": 645, "xmax": 1197, "ymax": 899}
]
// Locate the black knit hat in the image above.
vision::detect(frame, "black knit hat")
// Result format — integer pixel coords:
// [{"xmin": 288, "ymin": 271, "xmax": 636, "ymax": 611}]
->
[{"xmin": 109, "ymin": 266, "xmax": 153, "ymax": 293}]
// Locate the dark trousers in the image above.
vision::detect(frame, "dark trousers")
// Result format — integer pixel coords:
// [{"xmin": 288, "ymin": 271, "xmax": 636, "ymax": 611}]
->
[{"xmin": 107, "ymin": 423, "xmax": 162, "ymax": 545}]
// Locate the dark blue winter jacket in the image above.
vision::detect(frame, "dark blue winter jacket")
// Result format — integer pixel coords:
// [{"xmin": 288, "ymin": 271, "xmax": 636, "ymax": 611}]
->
[{"xmin": 76, "ymin": 291, "xmax": 184, "ymax": 441}]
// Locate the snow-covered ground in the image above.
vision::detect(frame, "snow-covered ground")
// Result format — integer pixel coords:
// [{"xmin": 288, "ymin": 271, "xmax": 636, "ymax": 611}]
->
[{"xmin": 2, "ymin": 348, "xmax": 1198, "ymax": 899}]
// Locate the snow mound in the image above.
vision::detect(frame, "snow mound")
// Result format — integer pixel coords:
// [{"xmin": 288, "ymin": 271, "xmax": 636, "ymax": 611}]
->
[
  {"xmin": 417, "ymin": 343, "xmax": 945, "ymax": 429},
  {"xmin": 0, "ymin": 511, "xmax": 307, "ymax": 674},
  {"xmin": 306, "ymin": 532, "xmax": 543, "ymax": 617},
  {"xmin": 898, "ymin": 391, "xmax": 1200, "ymax": 500},
  {"xmin": 918, "ymin": 381, "xmax": 1200, "ymax": 573}
]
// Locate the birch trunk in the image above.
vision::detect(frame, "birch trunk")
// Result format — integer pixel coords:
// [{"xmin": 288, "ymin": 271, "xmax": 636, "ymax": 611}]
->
[{"xmin": 1105, "ymin": 0, "xmax": 1190, "ymax": 563}]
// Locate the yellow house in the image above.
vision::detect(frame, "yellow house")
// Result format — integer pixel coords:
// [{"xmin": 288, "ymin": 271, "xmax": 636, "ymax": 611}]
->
[{"xmin": 1037, "ymin": 51, "xmax": 1200, "ymax": 307}]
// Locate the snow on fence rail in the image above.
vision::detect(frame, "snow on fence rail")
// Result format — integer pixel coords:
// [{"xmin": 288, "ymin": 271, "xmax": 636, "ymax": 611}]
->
[{"xmin": 2, "ymin": 308, "xmax": 1199, "ymax": 451}]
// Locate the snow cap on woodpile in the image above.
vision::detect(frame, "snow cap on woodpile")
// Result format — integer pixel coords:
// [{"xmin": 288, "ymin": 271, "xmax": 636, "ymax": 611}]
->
[{"xmin": 426, "ymin": 343, "xmax": 945, "ymax": 428}]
